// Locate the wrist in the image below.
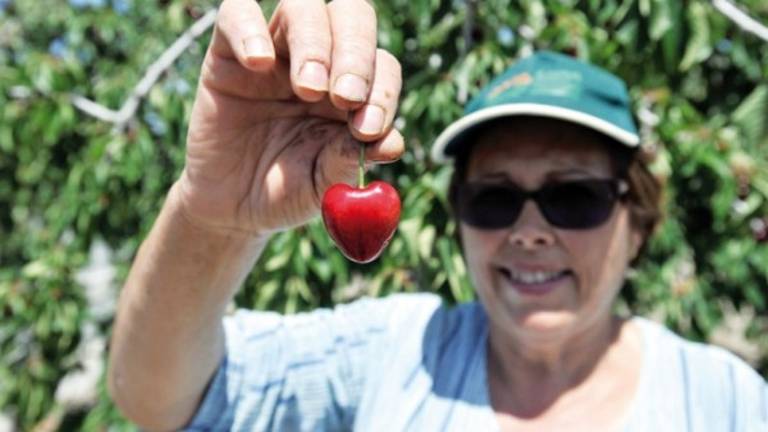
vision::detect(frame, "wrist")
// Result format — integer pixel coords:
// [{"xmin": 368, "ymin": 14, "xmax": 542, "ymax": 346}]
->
[
  {"xmin": 167, "ymin": 180, "xmax": 272, "ymax": 245},
  {"xmin": 131, "ymin": 183, "xmax": 270, "ymax": 308}
]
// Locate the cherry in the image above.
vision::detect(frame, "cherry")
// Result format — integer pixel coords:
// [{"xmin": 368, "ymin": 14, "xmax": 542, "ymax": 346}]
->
[{"xmin": 321, "ymin": 145, "xmax": 401, "ymax": 263}]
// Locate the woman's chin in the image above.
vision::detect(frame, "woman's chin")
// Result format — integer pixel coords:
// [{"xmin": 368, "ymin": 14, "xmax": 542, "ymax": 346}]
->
[{"xmin": 511, "ymin": 309, "xmax": 577, "ymax": 338}]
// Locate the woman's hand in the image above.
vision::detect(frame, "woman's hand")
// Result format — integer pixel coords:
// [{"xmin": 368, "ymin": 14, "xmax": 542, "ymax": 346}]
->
[
  {"xmin": 178, "ymin": 0, "xmax": 404, "ymax": 236},
  {"xmin": 111, "ymin": 2, "xmax": 406, "ymax": 428}
]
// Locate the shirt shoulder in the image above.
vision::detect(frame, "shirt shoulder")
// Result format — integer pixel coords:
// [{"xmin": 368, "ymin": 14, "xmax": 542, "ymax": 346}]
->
[
  {"xmin": 630, "ymin": 317, "xmax": 767, "ymax": 430},
  {"xmin": 636, "ymin": 316, "xmax": 764, "ymax": 387}
]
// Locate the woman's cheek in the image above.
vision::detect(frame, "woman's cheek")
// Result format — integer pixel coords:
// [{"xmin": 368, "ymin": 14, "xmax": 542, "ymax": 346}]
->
[
  {"xmin": 558, "ymin": 232, "xmax": 590, "ymax": 294},
  {"xmin": 461, "ymin": 228, "xmax": 501, "ymax": 285},
  {"xmin": 564, "ymin": 230, "xmax": 617, "ymax": 303}
]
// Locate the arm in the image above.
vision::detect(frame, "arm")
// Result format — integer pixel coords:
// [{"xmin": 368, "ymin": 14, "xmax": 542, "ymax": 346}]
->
[
  {"xmin": 107, "ymin": 184, "xmax": 267, "ymax": 431},
  {"xmin": 107, "ymin": 0, "xmax": 402, "ymax": 428}
]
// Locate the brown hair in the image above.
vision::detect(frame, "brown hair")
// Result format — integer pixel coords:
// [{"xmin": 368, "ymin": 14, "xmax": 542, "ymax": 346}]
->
[
  {"xmin": 622, "ymin": 155, "xmax": 665, "ymax": 264},
  {"xmin": 446, "ymin": 117, "xmax": 664, "ymax": 266}
]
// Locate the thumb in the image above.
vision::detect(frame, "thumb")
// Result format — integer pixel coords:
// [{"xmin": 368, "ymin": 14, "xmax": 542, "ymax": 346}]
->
[
  {"xmin": 313, "ymin": 133, "xmax": 359, "ymax": 197},
  {"xmin": 313, "ymin": 128, "xmax": 404, "ymax": 196}
]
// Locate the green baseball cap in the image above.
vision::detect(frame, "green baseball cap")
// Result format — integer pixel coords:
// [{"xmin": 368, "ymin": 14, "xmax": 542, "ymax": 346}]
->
[{"xmin": 431, "ymin": 50, "xmax": 640, "ymax": 163}]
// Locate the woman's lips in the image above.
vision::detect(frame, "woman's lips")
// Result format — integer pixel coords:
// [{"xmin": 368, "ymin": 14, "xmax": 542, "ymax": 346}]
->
[{"xmin": 497, "ymin": 267, "xmax": 572, "ymax": 296}]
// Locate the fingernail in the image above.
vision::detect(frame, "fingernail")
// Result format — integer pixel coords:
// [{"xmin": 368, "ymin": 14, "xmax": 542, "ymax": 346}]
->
[
  {"xmin": 243, "ymin": 36, "xmax": 271, "ymax": 60},
  {"xmin": 334, "ymin": 73, "xmax": 368, "ymax": 103},
  {"xmin": 353, "ymin": 105, "xmax": 385, "ymax": 135},
  {"xmin": 298, "ymin": 61, "xmax": 329, "ymax": 91}
]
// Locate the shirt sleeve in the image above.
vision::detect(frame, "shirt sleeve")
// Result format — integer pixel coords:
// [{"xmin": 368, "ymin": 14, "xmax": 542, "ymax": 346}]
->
[
  {"xmin": 182, "ymin": 293, "xmax": 441, "ymax": 431},
  {"xmin": 689, "ymin": 342, "xmax": 768, "ymax": 430},
  {"xmin": 737, "ymin": 363, "xmax": 768, "ymax": 428}
]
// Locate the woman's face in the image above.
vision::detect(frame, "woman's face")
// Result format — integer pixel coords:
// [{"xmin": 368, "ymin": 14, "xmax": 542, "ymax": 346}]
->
[{"xmin": 459, "ymin": 120, "xmax": 642, "ymax": 342}]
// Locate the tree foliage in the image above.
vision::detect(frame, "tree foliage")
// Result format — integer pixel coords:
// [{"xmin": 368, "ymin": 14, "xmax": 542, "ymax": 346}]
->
[{"xmin": 1, "ymin": 0, "xmax": 767, "ymax": 429}]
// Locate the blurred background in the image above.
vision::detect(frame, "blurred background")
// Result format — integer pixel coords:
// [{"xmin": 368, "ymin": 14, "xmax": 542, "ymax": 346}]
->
[{"xmin": 1, "ymin": 0, "xmax": 767, "ymax": 430}]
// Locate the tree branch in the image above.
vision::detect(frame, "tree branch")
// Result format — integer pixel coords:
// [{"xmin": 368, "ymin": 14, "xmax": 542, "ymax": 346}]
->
[
  {"xmin": 712, "ymin": 0, "xmax": 768, "ymax": 43},
  {"xmin": 70, "ymin": 8, "xmax": 217, "ymax": 131}
]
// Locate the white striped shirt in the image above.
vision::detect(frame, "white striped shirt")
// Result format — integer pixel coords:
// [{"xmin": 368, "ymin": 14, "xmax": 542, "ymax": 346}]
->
[{"xmin": 184, "ymin": 293, "xmax": 768, "ymax": 431}]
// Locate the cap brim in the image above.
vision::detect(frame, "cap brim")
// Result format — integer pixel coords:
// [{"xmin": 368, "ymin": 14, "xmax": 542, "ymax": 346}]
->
[{"xmin": 431, "ymin": 103, "xmax": 641, "ymax": 164}]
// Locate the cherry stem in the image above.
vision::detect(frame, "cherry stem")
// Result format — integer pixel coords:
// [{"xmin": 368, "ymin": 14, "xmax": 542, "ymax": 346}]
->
[{"xmin": 358, "ymin": 143, "xmax": 366, "ymax": 188}]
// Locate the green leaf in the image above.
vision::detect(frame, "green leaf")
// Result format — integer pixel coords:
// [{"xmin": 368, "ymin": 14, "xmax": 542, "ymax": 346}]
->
[
  {"xmin": 649, "ymin": 0, "xmax": 674, "ymax": 40},
  {"xmin": 731, "ymin": 85, "xmax": 768, "ymax": 146},
  {"xmin": 21, "ymin": 260, "xmax": 52, "ymax": 279},
  {"xmin": 679, "ymin": 2, "xmax": 712, "ymax": 71},
  {"xmin": 418, "ymin": 225, "xmax": 436, "ymax": 260},
  {"xmin": 639, "ymin": 0, "xmax": 651, "ymax": 17},
  {"xmin": 256, "ymin": 280, "xmax": 280, "ymax": 310},
  {"xmin": 265, "ymin": 249, "xmax": 292, "ymax": 272},
  {"xmin": 524, "ymin": 0, "xmax": 547, "ymax": 36}
]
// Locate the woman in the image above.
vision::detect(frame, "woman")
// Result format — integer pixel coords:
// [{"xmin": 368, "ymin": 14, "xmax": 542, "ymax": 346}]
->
[{"xmin": 107, "ymin": 0, "xmax": 767, "ymax": 430}]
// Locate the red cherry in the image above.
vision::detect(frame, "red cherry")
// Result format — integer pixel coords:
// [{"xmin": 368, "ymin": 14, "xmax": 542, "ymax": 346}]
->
[{"xmin": 321, "ymin": 181, "xmax": 401, "ymax": 263}]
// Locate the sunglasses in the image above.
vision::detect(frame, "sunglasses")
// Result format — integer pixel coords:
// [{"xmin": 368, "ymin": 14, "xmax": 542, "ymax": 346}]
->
[{"xmin": 455, "ymin": 178, "xmax": 629, "ymax": 230}]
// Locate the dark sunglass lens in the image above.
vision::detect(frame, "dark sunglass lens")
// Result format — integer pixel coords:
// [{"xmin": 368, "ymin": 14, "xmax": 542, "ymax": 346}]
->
[
  {"xmin": 541, "ymin": 181, "xmax": 618, "ymax": 229},
  {"xmin": 458, "ymin": 185, "xmax": 523, "ymax": 229}
]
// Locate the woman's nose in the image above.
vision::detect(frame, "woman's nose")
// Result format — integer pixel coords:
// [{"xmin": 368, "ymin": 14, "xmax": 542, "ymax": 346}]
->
[{"xmin": 507, "ymin": 200, "xmax": 556, "ymax": 249}]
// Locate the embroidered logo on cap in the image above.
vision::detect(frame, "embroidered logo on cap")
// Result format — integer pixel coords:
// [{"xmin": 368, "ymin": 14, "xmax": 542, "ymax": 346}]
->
[{"xmin": 487, "ymin": 72, "xmax": 533, "ymax": 100}]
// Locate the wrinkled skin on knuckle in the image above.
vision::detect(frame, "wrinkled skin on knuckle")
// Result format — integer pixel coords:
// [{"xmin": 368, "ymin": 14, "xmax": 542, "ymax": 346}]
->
[
  {"xmin": 286, "ymin": 29, "xmax": 329, "ymax": 59},
  {"xmin": 315, "ymin": 137, "xmax": 359, "ymax": 188},
  {"xmin": 336, "ymin": 40, "xmax": 374, "ymax": 68},
  {"xmin": 253, "ymin": 119, "xmax": 355, "ymax": 231}
]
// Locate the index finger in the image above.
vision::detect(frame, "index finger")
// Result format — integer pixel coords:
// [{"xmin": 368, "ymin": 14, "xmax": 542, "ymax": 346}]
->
[
  {"xmin": 210, "ymin": 0, "xmax": 276, "ymax": 71},
  {"xmin": 327, "ymin": 0, "xmax": 378, "ymax": 111},
  {"xmin": 269, "ymin": 0, "xmax": 333, "ymax": 102}
]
